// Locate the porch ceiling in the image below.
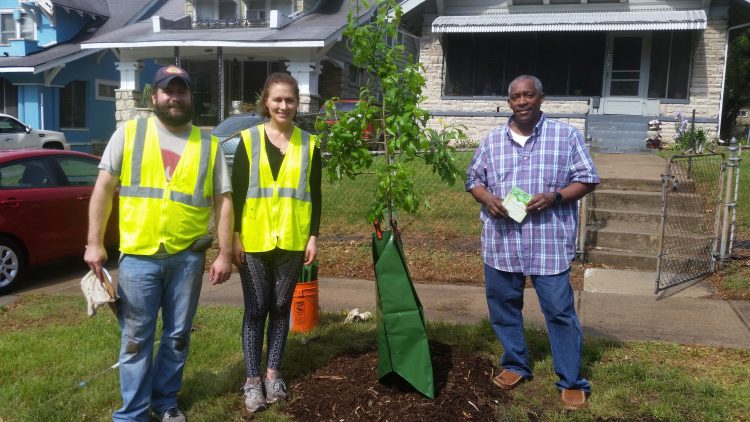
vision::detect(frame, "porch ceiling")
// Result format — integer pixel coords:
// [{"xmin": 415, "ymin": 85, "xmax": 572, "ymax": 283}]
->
[{"xmin": 432, "ymin": 10, "xmax": 707, "ymax": 33}]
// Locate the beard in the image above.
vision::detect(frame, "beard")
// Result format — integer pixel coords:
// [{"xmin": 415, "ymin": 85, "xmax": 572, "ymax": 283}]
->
[{"xmin": 153, "ymin": 101, "xmax": 194, "ymax": 127}]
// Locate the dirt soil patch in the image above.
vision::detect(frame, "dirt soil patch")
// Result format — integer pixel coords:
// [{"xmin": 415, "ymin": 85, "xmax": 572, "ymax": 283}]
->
[{"xmin": 284, "ymin": 341, "xmax": 511, "ymax": 421}]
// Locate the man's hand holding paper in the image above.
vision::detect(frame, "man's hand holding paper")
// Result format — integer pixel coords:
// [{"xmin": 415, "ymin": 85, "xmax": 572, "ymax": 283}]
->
[{"xmin": 502, "ymin": 186, "xmax": 534, "ymax": 223}]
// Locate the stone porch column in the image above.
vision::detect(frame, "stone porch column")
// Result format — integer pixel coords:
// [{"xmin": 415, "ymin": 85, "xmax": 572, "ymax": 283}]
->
[
  {"xmin": 115, "ymin": 61, "xmax": 144, "ymax": 125},
  {"xmin": 286, "ymin": 61, "xmax": 321, "ymax": 113}
]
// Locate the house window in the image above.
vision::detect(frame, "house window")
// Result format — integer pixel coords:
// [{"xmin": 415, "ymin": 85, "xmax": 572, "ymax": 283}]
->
[
  {"xmin": 1, "ymin": 14, "xmax": 14, "ymax": 44},
  {"xmin": 443, "ymin": 32, "xmax": 606, "ymax": 97},
  {"xmin": 60, "ymin": 81, "xmax": 87, "ymax": 128},
  {"xmin": 195, "ymin": 0, "xmax": 215, "ymax": 20},
  {"xmin": 348, "ymin": 65, "xmax": 362, "ymax": 85},
  {"xmin": 195, "ymin": 0, "xmax": 240, "ymax": 21},
  {"xmin": 245, "ymin": 0, "xmax": 266, "ymax": 20},
  {"xmin": 19, "ymin": 13, "xmax": 33, "ymax": 39},
  {"xmin": 95, "ymin": 80, "xmax": 118, "ymax": 101},
  {"xmin": 0, "ymin": 78, "xmax": 18, "ymax": 116},
  {"xmin": 647, "ymin": 31, "xmax": 692, "ymax": 100},
  {"xmin": 739, "ymin": 110, "xmax": 747, "ymax": 117},
  {"xmin": 219, "ymin": 0, "xmax": 238, "ymax": 19},
  {"xmin": 0, "ymin": 12, "xmax": 34, "ymax": 44}
]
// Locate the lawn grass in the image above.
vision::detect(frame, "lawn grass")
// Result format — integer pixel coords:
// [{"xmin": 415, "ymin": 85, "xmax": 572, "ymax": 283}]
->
[
  {"xmin": 1, "ymin": 295, "xmax": 749, "ymax": 421},
  {"xmin": 320, "ymin": 150, "xmax": 479, "ymax": 239}
]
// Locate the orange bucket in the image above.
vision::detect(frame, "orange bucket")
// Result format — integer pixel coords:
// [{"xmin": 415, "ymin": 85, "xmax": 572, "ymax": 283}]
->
[{"xmin": 290, "ymin": 280, "xmax": 319, "ymax": 333}]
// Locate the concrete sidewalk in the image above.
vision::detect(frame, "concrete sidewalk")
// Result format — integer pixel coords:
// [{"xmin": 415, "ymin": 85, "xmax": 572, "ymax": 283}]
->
[{"xmin": 7, "ymin": 267, "xmax": 748, "ymax": 349}]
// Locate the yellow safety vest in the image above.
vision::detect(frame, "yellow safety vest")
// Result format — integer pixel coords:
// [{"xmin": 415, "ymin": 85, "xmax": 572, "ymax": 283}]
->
[
  {"xmin": 240, "ymin": 124, "xmax": 315, "ymax": 252},
  {"xmin": 119, "ymin": 117, "xmax": 217, "ymax": 255}
]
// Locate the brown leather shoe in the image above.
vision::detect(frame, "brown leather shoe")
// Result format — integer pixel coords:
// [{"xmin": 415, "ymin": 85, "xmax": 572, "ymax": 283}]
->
[
  {"xmin": 492, "ymin": 369, "xmax": 526, "ymax": 390},
  {"xmin": 561, "ymin": 388, "xmax": 587, "ymax": 410}
]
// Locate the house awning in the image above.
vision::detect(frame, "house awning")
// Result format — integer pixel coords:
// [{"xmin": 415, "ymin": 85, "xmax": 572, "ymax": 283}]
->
[{"xmin": 431, "ymin": 10, "xmax": 707, "ymax": 33}]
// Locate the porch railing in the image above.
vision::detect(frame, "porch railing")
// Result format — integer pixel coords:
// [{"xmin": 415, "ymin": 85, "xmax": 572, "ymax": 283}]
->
[{"xmin": 191, "ymin": 18, "xmax": 269, "ymax": 29}]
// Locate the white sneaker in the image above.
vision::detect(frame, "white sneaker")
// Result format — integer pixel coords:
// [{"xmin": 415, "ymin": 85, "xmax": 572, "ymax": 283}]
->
[
  {"xmin": 264, "ymin": 377, "xmax": 288, "ymax": 404},
  {"xmin": 243, "ymin": 383, "xmax": 266, "ymax": 412},
  {"xmin": 152, "ymin": 407, "xmax": 186, "ymax": 422}
]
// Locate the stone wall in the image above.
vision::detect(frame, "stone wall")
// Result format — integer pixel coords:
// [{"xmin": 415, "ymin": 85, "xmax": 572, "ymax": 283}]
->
[
  {"xmin": 418, "ymin": 15, "xmax": 728, "ymax": 143},
  {"xmin": 115, "ymin": 89, "xmax": 152, "ymax": 126},
  {"xmin": 659, "ymin": 16, "xmax": 726, "ymax": 141},
  {"xmin": 299, "ymin": 94, "xmax": 321, "ymax": 114}
]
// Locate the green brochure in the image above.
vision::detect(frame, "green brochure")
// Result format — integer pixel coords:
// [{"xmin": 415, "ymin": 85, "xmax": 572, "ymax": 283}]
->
[{"xmin": 502, "ymin": 186, "xmax": 533, "ymax": 223}]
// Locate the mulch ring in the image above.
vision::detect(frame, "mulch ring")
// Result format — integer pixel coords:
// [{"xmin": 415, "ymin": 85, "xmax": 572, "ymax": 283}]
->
[{"xmin": 284, "ymin": 341, "xmax": 511, "ymax": 421}]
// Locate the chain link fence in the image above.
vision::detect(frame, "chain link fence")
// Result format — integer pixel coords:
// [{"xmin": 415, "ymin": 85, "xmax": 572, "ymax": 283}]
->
[{"xmin": 656, "ymin": 153, "xmax": 725, "ymax": 293}]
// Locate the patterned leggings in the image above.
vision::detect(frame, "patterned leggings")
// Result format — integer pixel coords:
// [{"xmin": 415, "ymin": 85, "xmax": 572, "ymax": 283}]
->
[{"xmin": 239, "ymin": 248, "xmax": 304, "ymax": 378}]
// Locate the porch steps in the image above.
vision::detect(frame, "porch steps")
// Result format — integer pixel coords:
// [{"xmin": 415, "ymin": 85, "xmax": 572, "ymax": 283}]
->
[
  {"xmin": 585, "ymin": 173, "xmax": 663, "ymax": 271},
  {"xmin": 587, "ymin": 115, "xmax": 653, "ymax": 154}
]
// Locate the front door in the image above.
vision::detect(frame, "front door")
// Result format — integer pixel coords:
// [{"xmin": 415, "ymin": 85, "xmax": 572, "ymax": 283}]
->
[{"xmin": 602, "ymin": 34, "xmax": 650, "ymax": 115}]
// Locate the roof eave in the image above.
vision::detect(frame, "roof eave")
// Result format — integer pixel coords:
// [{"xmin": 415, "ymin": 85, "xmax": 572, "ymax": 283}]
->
[
  {"xmin": 0, "ymin": 48, "xmax": 102, "ymax": 74},
  {"xmin": 81, "ymin": 40, "xmax": 326, "ymax": 49}
]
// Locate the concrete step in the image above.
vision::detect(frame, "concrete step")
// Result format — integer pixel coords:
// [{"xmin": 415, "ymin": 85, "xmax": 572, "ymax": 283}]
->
[
  {"xmin": 586, "ymin": 247, "xmax": 657, "ymax": 271},
  {"xmin": 588, "ymin": 115, "xmax": 653, "ymax": 123},
  {"xmin": 589, "ymin": 208, "xmax": 662, "ymax": 227},
  {"xmin": 591, "ymin": 145, "xmax": 655, "ymax": 154},
  {"xmin": 589, "ymin": 189, "xmax": 662, "ymax": 212},
  {"xmin": 590, "ymin": 130, "xmax": 646, "ymax": 143},
  {"xmin": 587, "ymin": 225, "xmax": 659, "ymax": 251},
  {"xmin": 588, "ymin": 121, "xmax": 648, "ymax": 133},
  {"xmin": 597, "ymin": 177, "xmax": 663, "ymax": 192}
]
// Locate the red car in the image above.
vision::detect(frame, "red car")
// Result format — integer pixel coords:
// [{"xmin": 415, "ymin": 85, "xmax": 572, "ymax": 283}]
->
[
  {"xmin": 0, "ymin": 149, "xmax": 118, "ymax": 294},
  {"xmin": 319, "ymin": 99, "xmax": 383, "ymax": 150}
]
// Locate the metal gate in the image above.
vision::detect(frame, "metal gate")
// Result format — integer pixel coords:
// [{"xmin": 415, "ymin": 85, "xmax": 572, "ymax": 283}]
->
[{"xmin": 656, "ymin": 153, "xmax": 725, "ymax": 293}]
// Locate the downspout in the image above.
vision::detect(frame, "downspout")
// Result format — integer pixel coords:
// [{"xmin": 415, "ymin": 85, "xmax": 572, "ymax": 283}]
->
[
  {"xmin": 40, "ymin": 91, "xmax": 44, "ymax": 130},
  {"xmin": 718, "ymin": 22, "xmax": 750, "ymax": 138}
]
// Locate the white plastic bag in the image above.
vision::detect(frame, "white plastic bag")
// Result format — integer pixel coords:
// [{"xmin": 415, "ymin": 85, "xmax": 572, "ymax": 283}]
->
[
  {"xmin": 81, "ymin": 268, "xmax": 117, "ymax": 317},
  {"xmin": 344, "ymin": 308, "xmax": 372, "ymax": 323}
]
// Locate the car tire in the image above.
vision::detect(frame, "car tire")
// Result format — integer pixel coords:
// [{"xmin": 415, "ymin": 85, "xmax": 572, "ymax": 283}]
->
[{"xmin": 0, "ymin": 236, "xmax": 25, "ymax": 295}]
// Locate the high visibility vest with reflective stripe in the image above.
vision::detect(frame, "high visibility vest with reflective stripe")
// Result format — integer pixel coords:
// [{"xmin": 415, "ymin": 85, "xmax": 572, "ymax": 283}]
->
[
  {"xmin": 119, "ymin": 117, "xmax": 217, "ymax": 255},
  {"xmin": 240, "ymin": 124, "xmax": 315, "ymax": 252}
]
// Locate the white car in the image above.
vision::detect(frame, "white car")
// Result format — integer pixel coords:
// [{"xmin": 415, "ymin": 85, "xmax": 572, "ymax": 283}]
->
[{"xmin": 0, "ymin": 113, "xmax": 69, "ymax": 150}]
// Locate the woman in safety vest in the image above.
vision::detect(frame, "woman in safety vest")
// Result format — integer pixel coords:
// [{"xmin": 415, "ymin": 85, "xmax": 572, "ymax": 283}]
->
[{"xmin": 231, "ymin": 72, "xmax": 321, "ymax": 413}]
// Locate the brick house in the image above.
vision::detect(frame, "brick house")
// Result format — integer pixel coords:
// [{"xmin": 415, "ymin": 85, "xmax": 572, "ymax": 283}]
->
[{"xmin": 402, "ymin": 0, "xmax": 750, "ymax": 151}]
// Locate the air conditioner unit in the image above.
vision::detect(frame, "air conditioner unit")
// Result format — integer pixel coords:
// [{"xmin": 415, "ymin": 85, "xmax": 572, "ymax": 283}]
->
[{"xmin": 246, "ymin": 9, "xmax": 265, "ymax": 21}]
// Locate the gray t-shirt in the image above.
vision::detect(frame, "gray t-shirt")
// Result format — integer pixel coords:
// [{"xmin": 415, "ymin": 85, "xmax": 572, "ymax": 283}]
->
[{"xmin": 100, "ymin": 118, "xmax": 232, "ymax": 195}]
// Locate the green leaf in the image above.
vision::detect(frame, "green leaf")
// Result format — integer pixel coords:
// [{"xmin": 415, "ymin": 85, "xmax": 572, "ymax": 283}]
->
[{"xmin": 322, "ymin": 0, "xmax": 466, "ymax": 223}]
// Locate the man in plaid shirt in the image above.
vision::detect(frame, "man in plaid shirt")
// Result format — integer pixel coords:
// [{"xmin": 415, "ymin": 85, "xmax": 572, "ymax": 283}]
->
[{"xmin": 466, "ymin": 75, "xmax": 599, "ymax": 411}]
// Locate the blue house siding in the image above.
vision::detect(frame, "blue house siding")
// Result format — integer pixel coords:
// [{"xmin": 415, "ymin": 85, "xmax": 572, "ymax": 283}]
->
[
  {"xmin": 15, "ymin": 84, "xmax": 57, "ymax": 133},
  {"xmin": 17, "ymin": 85, "xmax": 40, "ymax": 127},
  {"xmin": 51, "ymin": 8, "xmax": 91, "ymax": 45},
  {"xmin": 53, "ymin": 50, "xmax": 121, "ymax": 152}
]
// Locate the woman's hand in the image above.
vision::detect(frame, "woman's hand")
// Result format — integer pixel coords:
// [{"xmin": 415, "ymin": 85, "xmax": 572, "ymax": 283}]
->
[
  {"xmin": 232, "ymin": 232, "xmax": 245, "ymax": 267},
  {"xmin": 304, "ymin": 235, "xmax": 318, "ymax": 265}
]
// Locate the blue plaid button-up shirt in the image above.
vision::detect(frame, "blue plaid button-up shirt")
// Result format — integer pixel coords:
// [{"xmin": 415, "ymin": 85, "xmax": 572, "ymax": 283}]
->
[{"xmin": 465, "ymin": 113, "xmax": 599, "ymax": 276}]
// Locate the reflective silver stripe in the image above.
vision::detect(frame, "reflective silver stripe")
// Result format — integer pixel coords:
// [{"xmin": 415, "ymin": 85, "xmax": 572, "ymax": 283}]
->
[
  {"xmin": 278, "ymin": 187, "xmax": 311, "ymax": 201},
  {"xmin": 246, "ymin": 126, "xmax": 312, "ymax": 202},
  {"xmin": 120, "ymin": 185, "xmax": 164, "ymax": 199},
  {"xmin": 247, "ymin": 126, "xmax": 263, "ymax": 198},
  {"xmin": 124, "ymin": 118, "xmax": 212, "ymax": 208},
  {"xmin": 293, "ymin": 130, "xmax": 312, "ymax": 201},
  {"xmin": 170, "ymin": 190, "xmax": 211, "ymax": 207},
  {"xmin": 193, "ymin": 128, "xmax": 211, "ymax": 201},
  {"xmin": 130, "ymin": 118, "xmax": 148, "ymax": 186}
]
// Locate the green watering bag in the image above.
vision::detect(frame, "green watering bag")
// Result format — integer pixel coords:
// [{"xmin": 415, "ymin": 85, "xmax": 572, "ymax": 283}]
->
[{"xmin": 371, "ymin": 221, "xmax": 434, "ymax": 399}]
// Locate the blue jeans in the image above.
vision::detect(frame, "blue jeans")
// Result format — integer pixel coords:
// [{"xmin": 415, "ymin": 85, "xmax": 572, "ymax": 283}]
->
[
  {"xmin": 113, "ymin": 250, "xmax": 205, "ymax": 422},
  {"xmin": 484, "ymin": 264, "xmax": 590, "ymax": 392}
]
